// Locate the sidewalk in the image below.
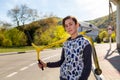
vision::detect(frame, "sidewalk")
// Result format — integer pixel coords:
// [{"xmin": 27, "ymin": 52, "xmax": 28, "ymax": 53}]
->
[{"xmin": 95, "ymin": 43, "xmax": 120, "ymax": 80}]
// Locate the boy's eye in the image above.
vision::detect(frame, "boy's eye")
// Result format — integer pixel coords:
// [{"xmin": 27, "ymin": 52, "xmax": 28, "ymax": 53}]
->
[
  {"xmin": 69, "ymin": 23, "xmax": 72, "ymax": 26},
  {"xmin": 65, "ymin": 22, "xmax": 73, "ymax": 28},
  {"xmin": 65, "ymin": 25, "xmax": 68, "ymax": 28}
]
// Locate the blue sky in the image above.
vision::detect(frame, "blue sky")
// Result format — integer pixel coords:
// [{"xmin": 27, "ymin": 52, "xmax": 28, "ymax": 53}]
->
[{"xmin": 0, "ymin": 0, "xmax": 116, "ymax": 24}]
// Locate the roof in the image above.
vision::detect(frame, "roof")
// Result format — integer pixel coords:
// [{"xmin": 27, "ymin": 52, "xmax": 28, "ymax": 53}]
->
[{"xmin": 79, "ymin": 21, "xmax": 99, "ymax": 31}]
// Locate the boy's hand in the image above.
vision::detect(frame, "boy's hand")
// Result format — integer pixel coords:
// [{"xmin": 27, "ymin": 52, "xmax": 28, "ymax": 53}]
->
[{"xmin": 37, "ymin": 60, "xmax": 47, "ymax": 70}]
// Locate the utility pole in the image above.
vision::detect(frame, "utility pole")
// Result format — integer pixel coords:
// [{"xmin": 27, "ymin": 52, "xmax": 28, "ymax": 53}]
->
[
  {"xmin": 108, "ymin": 26, "xmax": 112, "ymax": 50},
  {"xmin": 110, "ymin": 0, "xmax": 120, "ymax": 52},
  {"xmin": 116, "ymin": 0, "xmax": 120, "ymax": 52}
]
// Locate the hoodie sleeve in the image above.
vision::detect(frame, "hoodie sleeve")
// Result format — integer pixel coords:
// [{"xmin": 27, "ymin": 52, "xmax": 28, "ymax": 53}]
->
[
  {"xmin": 47, "ymin": 48, "xmax": 65, "ymax": 68},
  {"xmin": 79, "ymin": 44, "xmax": 92, "ymax": 80}
]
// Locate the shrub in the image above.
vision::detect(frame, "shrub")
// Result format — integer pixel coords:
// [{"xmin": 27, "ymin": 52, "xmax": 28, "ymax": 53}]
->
[
  {"xmin": 111, "ymin": 32, "xmax": 116, "ymax": 42},
  {"xmin": 4, "ymin": 28, "xmax": 27, "ymax": 46},
  {"xmin": 0, "ymin": 34, "xmax": 5, "ymax": 46},
  {"xmin": 2, "ymin": 39, "xmax": 12, "ymax": 47},
  {"xmin": 95, "ymin": 35, "xmax": 101, "ymax": 43}
]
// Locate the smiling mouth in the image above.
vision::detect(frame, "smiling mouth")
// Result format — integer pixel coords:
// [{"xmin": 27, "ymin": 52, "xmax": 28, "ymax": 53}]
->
[{"xmin": 68, "ymin": 30, "xmax": 72, "ymax": 32}]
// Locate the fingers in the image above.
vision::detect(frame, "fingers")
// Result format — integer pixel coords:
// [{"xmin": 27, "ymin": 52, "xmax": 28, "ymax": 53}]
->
[
  {"xmin": 38, "ymin": 63, "xmax": 44, "ymax": 70},
  {"xmin": 38, "ymin": 62, "xmax": 43, "ymax": 67},
  {"xmin": 37, "ymin": 59, "xmax": 47, "ymax": 70},
  {"xmin": 38, "ymin": 60, "xmax": 44, "ymax": 70}
]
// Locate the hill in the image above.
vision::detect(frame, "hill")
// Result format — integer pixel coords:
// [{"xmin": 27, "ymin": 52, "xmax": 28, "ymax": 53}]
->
[{"xmin": 88, "ymin": 11, "xmax": 116, "ymax": 29}]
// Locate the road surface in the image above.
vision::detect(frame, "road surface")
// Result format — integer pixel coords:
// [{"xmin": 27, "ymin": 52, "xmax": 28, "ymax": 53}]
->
[{"xmin": 0, "ymin": 48, "xmax": 95, "ymax": 80}]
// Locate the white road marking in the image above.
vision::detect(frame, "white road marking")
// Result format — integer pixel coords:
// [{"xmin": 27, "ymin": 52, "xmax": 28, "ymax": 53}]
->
[
  {"xmin": 20, "ymin": 67, "xmax": 28, "ymax": 71},
  {"xmin": 29, "ymin": 63, "xmax": 36, "ymax": 67},
  {"xmin": 43, "ymin": 54, "xmax": 59, "ymax": 61},
  {"xmin": 6, "ymin": 72, "xmax": 18, "ymax": 78},
  {"xmin": 6, "ymin": 54, "xmax": 60, "ymax": 78}
]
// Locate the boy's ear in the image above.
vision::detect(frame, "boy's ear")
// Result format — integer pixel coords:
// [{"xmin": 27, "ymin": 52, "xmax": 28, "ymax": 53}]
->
[{"xmin": 76, "ymin": 23, "xmax": 80, "ymax": 28}]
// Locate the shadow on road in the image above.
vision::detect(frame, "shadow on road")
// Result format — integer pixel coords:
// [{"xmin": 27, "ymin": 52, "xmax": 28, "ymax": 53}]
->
[
  {"xmin": 104, "ymin": 48, "xmax": 120, "ymax": 73},
  {"xmin": 104, "ymin": 48, "xmax": 117, "ymax": 59}
]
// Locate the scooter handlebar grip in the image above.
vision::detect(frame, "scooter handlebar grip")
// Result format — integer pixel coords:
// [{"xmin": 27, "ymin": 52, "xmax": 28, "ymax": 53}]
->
[{"xmin": 38, "ymin": 60, "xmax": 44, "ymax": 70}]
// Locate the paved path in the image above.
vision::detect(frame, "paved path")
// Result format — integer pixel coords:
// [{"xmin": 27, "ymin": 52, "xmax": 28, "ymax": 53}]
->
[{"xmin": 95, "ymin": 43, "xmax": 120, "ymax": 80}]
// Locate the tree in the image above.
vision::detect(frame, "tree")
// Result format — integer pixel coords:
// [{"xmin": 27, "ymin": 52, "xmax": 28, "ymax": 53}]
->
[
  {"xmin": 4, "ymin": 28, "xmax": 27, "ymax": 46},
  {"xmin": 8, "ymin": 5, "xmax": 20, "ymax": 27},
  {"xmin": 2, "ymin": 39, "xmax": 12, "ymax": 47},
  {"xmin": 0, "ymin": 27, "xmax": 6, "ymax": 46},
  {"xmin": 111, "ymin": 31, "xmax": 116, "ymax": 42},
  {"xmin": 99, "ymin": 30, "xmax": 109, "ymax": 42},
  {"xmin": 34, "ymin": 25, "xmax": 69, "ymax": 46},
  {"xmin": 53, "ymin": 26, "xmax": 69, "ymax": 41},
  {"xmin": 7, "ymin": 4, "xmax": 39, "ymax": 27},
  {"xmin": 0, "ymin": 34, "xmax": 5, "ymax": 46},
  {"xmin": 0, "ymin": 20, "xmax": 12, "ymax": 29},
  {"xmin": 34, "ymin": 27, "xmax": 55, "ymax": 45},
  {"xmin": 2, "ymin": 22, "xmax": 12, "ymax": 29}
]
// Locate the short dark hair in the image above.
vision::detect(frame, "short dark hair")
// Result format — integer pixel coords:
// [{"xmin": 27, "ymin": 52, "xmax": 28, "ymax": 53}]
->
[{"xmin": 62, "ymin": 16, "xmax": 78, "ymax": 28}]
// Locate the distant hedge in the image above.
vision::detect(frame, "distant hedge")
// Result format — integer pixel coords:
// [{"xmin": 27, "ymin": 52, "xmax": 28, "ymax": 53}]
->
[{"xmin": 0, "ymin": 28, "xmax": 27, "ymax": 47}]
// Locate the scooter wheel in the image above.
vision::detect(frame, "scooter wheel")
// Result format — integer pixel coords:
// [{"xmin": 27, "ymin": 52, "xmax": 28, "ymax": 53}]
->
[{"xmin": 94, "ymin": 68, "xmax": 102, "ymax": 75}]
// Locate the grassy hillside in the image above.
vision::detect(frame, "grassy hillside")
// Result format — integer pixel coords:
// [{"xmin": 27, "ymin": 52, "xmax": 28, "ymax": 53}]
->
[{"xmin": 88, "ymin": 11, "xmax": 116, "ymax": 29}]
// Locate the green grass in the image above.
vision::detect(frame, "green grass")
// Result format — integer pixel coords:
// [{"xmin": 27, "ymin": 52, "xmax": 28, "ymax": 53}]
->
[
  {"xmin": 0, "ymin": 46, "xmax": 35, "ymax": 53},
  {"xmin": 0, "ymin": 45, "xmax": 60, "ymax": 53}
]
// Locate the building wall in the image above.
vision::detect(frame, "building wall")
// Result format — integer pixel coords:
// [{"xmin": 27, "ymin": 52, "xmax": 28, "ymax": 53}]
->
[{"xmin": 78, "ymin": 26, "xmax": 99, "ymax": 41}]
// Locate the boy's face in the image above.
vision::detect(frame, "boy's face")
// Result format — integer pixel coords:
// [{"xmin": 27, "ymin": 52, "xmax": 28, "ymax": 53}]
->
[{"xmin": 64, "ymin": 18, "xmax": 78, "ymax": 35}]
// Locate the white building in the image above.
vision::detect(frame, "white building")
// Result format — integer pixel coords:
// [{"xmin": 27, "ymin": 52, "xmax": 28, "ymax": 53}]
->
[{"xmin": 78, "ymin": 21, "xmax": 99, "ymax": 41}]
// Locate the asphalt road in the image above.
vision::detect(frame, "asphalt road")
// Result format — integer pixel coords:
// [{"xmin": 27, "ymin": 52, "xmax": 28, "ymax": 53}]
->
[{"xmin": 0, "ymin": 48, "xmax": 95, "ymax": 80}]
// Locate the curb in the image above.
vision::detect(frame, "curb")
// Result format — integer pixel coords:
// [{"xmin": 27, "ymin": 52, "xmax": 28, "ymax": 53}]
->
[{"xmin": 0, "ymin": 50, "xmax": 35, "ymax": 56}]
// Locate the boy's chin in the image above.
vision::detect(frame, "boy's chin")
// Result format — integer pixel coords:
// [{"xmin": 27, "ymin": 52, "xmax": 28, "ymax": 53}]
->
[
  {"xmin": 67, "ymin": 32, "xmax": 72, "ymax": 35},
  {"xmin": 69, "ymin": 33, "xmax": 74, "ymax": 36}
]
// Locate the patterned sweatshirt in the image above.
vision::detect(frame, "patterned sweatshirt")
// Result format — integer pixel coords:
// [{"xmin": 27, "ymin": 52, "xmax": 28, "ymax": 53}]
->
[{"xmin": 47, "ymin": 35, "xmax": 92, "ymax": 80}]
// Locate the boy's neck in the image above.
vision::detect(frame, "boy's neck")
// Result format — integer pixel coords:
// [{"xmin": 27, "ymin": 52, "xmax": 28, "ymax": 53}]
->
[{"xmin": 71, "ymin": 32, "xmax": 78, "ymax": 39}]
